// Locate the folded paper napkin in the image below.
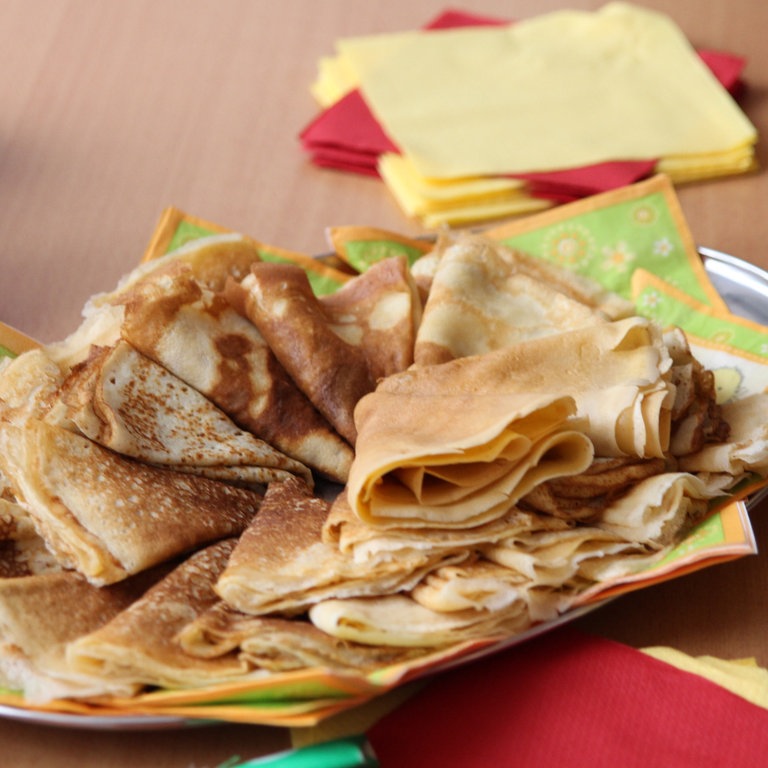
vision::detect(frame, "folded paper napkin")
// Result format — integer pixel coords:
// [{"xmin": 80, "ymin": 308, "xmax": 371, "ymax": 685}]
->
[
  {"xmin": 361, "ymin": 627, "xmax": 768, "ymax": 767},
  {"xmin": 302, "ymin": 4, "xmax": 756, "ymax": 226}
]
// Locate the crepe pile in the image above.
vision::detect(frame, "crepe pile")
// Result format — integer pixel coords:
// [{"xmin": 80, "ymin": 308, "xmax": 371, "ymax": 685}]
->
[
  {"xmin": 0, "ymin": 231, "xmax": 766, "ymax": 706},
  {"xmin": 302, "ymin": 4, "xmax": 756, "ymax": 226}
]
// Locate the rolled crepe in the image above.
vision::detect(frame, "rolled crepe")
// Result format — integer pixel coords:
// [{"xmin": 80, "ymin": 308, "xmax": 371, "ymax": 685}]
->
[
  {"xmin": 215, "ymin": 476, "xmax": 467, "ymax": 616},
  {"xmin": 232, "ymin": 261, "xmax": 376, "ymax": 444},
  {"xmin": 0, "ymin": 417, "xmax": 260, "ymax": 585},
  {"xmin": 119, "ymin": 269, "xmax": 353, "ymax": 482},
  {"xmin": 57, "ymin": 340, "xmax": 313, "ymax": 488},
  {"xmin": 414, "ymin": 236, "xmax": 611, "ymax": 366},
  {"xmin": 67, "ymin": 540, "xmax": 260, "ymax": 689},
  {"xmin": 410, "ymin": 558, "xmax": 572, "ymax": 626},
  {"xmin": 348, "ymin": 382, "xmax": 593, "ymax": 529},
  {"xmin": 309, "ymin": 593, "xmax": 530, "ymax": 648},
  {"xmin": 0, "ymin": 568, "xmax": 162, "ymax": 703},
  {"xmin": 178, "ymin": 601, "xmax": 426, "ymax": 673}
]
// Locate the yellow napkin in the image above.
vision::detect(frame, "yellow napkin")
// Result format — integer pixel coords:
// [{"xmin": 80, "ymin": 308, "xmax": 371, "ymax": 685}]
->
[
  {"xmin": 642, "ymin": 647, "xmax": 768, "ymax": 710},
  {"xmin": 378, "ymin": 153, "xmax": 551, "ymax": 227},
  {"xmin": 334, "ymin": 3, "xmax": 755, "ymax": 178},
  {"xmin": 315, "ymin": 3, "xmax": 756, "ymax": 226}
]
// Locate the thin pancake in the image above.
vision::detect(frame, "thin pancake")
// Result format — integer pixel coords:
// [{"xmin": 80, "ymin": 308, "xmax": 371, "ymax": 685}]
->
[
  {"xmin": 595, "ymin": 471, "xmax": 719, "ymax": 547},
  {"xmin": 678, "ymin": 393, "xmax": 768, "ymax": 481},
  {"xmin": 319, "ymin": 255, "xmax": 422, "ymax": 381},
  {"xmin": 0, "ymin": 417, "xmax": 260, "ymax": 585},
  {"xmin": 309, "ymin": 593, "xmax": 530, "ymax": 649},
  {"xmin": 233, "ymin": 261, "xmax": 375, "ymax": 444},
  {"xmin": 0, "ymin": 349, "xmax": 64, "ymax": 423},
  {"xmin": 386, "ymin": 316, "xmax": 676, "ymax": 459},
  {"xmin": 664, "ymin": 327, "xmax": 730, "ymax": 456},
  {"xmin": 348, "ymin": 385, "xmax": 593, "ymax": 529},
  {"xmin": 93, "ymin": 234, "xmax": 263, "ymax": 303},
  {"xmin": 414, "ymin": 236, "xmax": 609, "ymax": 365},
  {"xmin": 482, "ymin": 525, "xmax": 649, "ymax": 589},
  {"xmin": 43, "ymin": 236, "xmax": 262, "ymax": 374},
  {"xmin": 323, "ymin": 491, "xmax": 557, "ymax": 566},
  {"xmin": 119, "ymin": 269, "xmax": 353, "ymax": 482},
  {"xmin": 0, "ymin": 498, "xmax": 62, "ymax": 579},
  {"xmin": 215, "ymin": 476, "xmax": 468, "ymax": 616},
  {"xmin": 67, "ymin": 540, "xmax": 260, "ymax": 689},
  {"xmin": 178, "ymin": 600, "xmax": 427, "ymax": 673},
  {"xmin": 410, "ymin": 558, "xmax": 532, "ymax": 613},
  {"xmin": 57, "ymin": 340, "xmax": 312, "ymax": 488},
  {"xmin": 520, "ymin": 457, "xmax": 667, "ymax": 522},
  {"xmin": 0, "ymin": 567, "xmax": 162, "ymax": 703}
]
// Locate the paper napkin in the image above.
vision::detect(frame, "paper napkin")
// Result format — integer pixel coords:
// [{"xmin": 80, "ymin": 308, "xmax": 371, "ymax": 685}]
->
[
  {"xmin": 368, "ymin": 629, "xmax": 768, "ymax": 768},
  {"xmin": 363, "ymin": 627, "xmax": 768, "ymax": 768},
  {"xmin": 302, "ymin": 5, "xmax": 755, "ymax": 227}
]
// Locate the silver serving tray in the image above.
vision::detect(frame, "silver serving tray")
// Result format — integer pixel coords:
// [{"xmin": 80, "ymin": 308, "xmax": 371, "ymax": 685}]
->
[{"xmin": 2, "ymin": 247, "xmax": 767, "ymax": 731}]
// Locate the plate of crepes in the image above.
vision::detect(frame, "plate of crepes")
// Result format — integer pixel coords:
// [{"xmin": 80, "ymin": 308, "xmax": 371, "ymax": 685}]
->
[{"xmin": 1, "ymin": 192, "xmax": 767, "ymax": 730}]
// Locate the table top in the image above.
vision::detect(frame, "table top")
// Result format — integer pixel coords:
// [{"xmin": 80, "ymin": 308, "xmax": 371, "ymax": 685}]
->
[{"xmin": 2, "ymin": 1, "xmax": 768, "ymax": 765}]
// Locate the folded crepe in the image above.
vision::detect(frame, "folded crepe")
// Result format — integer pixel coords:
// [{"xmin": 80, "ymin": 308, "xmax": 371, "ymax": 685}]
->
[
  {"xmin": 43, "ymin": 301, "xmax": 126, "ymax": 374},
  {"xmin": 215, "ymin": 476, "xmax": 467, "ymax": 616},
  {"xmin": 66, "ymin": 540, "xmax": 260, "ymax": 689},
  {"xmin": 520, "ymin": 456, "xmax": 668, "ymax": 522},
  {"xmin": 42, "ymin": 236, "xmax": 263, "ymax": 373},
  {"xmin": 323, "ymin": 492, "xmax": 557, "ymax": 566},
  {"xmin": 178, "ymin": 600, "xmax": 427, "ymax": 673},
  {"xmin": 309, "ymin": 593, "xmax": 530, "ymax": 648},
  {"xmin": 231, "ymin": 261, "xmax": 376, "ymax": 444},
  {"xmin": 409, "ymin": 556, "xmax": 575, "ymax": 627},
  {"xmin": 118, "ymin": 269, "xmax": 353, "ymax": 482},
  {"xmin": 347, "ymin": 371, "xmax": 594, "ymax": 528},
  {"xmin": 594, "ymin": 471, "xmax": 720, "ymax": 547},
  {"xmin": 318, "ymin": 255, "xmax": 422, "ymax": 381},
  {"xmin": 484, "ymin": 472, "xmax": 719, "ymax": 594},
  {"xmin": 414, "ymin": 236, "xmax": 627, "ymax": 366},
  {"xmin": 0, "ymin": 498, "xmax": 62, "ymax": 579},
  {"xmin": 0, "ymin": 568, "xmax": 162, "ymax": 703},
  {"xmin": 410, "ymin": 558, "xmax": 533, "ymax": 614},
  {"xmin": 386, "ymin": 316, "xmax": 676, "ymax": 459},
  {"xmin": 482, "ymin": 524, "xmax": 651, "ymax": 591},
  {"xmin": 0, "ymin": 348, "xmax": 64, "ymax": 423},
  {"xmin": 665, "ymin": 327, "xmax": 730, "ymax": 456},
  {"xmin": 95, "ymin": 233, "xmax": 263, "ymax": 303},
  {"xmin": 0, "ymin": 417, "xmax": 260, "ymax": 585},
  {"xmin": 678, "ymin": 392, "xmax": 768, "ymax": 481},
  {"xmin": 56, "ymin": 340, "xmax": 313, "ymax": 488}
]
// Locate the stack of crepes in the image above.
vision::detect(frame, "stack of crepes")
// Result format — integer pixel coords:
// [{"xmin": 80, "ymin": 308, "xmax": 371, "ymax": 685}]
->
[
  {"xmin": 301, "ymin": 3, "xmax": 757, "ymax": 226},
  {"xmin": 1, "ymin": 222, "xmax": 767, "ymax": 712}
]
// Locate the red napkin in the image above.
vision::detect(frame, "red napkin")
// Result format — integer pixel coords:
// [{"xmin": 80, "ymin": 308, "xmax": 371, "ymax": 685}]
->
[
  {"xmin": 366, "ymin": 627, "xmax": 768, "ymax": 768},
  {"xmin": 301, "ymin": 10, "xmax": 747, "ymax": 199}
]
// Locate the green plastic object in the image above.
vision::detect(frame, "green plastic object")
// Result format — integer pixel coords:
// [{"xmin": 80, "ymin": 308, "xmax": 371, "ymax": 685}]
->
[{"xmin": 225, "ymin": 734, "xmax": 379, "ymax": 768}]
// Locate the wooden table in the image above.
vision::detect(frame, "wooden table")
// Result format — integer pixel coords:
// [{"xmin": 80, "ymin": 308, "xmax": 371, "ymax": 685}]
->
[{"xmin": 2, "ymin": 1, "xmax": 767, "ymax": 764}]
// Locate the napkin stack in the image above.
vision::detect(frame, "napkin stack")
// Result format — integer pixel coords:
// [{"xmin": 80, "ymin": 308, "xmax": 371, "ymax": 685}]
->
[
  {"xmin": 301, "ymin": 4, "xmax": 756, "ymax": 227},
  {"xmin": 291, "ymin": 628, "xmax": 768, "ymax": 767}
]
